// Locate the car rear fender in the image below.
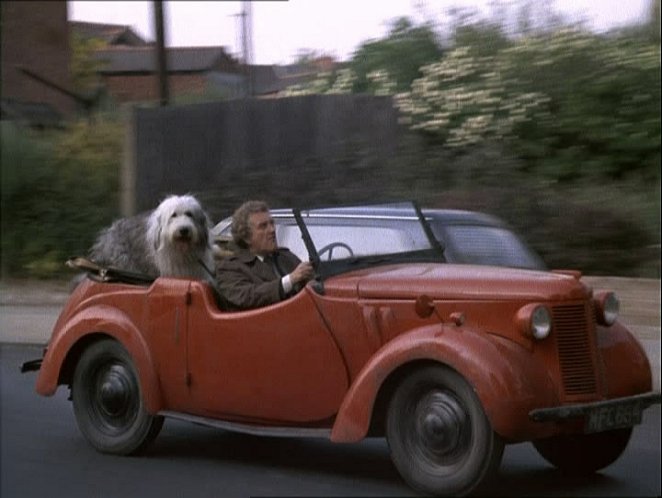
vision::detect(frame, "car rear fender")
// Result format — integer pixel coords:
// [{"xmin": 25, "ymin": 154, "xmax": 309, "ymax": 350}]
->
[
  {"xmin": 35, "ymin": 305, "xmax": 162, "ymax": 413},
  {"xmin": 330, "ymin": 323, "xmax": 558, "ymax": 443}
]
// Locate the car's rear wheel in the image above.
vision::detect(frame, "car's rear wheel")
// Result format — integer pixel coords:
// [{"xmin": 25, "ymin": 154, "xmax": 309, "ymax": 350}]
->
[
  {"xmin": 72, "ymin": 339, "xmax": 163, "ymax": 455},
  {"xmin": 533, "ymin": 428, "xmax": 633, "ymax": 474},
  {"xmin": 386, "ymin": 365, "xmax": 504, "ymax": 497}
]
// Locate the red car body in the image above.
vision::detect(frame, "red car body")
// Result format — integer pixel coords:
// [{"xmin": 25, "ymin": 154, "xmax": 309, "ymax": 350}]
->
[
  {"xmin": 27, "ymin": 203, "xmax": 660, "ymax": 496},
  {"xmin": 36, "ymin": 267, "xmax": 654, "ymax": 438}
]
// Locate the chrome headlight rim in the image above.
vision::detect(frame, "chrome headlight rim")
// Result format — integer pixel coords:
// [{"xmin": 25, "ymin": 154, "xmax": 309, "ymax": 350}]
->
[
  {"xmin": 595, "ymin": 291, "xmax": 620, "ymax": 326},
  {"xmin": 517, "ymin": 303, "xmax": 552, "ymax": 341},
  {"xmin": 530, "ymin": 305, "xmax": 552, "ymax": 340}
]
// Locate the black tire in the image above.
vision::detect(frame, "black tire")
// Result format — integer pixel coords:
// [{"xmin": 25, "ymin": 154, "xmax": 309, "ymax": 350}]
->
[
  {"xmin": 72, "ymin": 339, "xmax": 164, "ymax": 455},
  {"xmin": 386, "ymin": 365, "xmax": 504, "ymax": 497},
  {"xmin": 533, "ymin": 428, "xmax": 633, "ymax": 475}
]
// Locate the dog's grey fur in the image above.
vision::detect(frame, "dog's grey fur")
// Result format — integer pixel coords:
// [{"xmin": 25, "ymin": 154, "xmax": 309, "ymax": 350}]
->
[{"xmin": 89, "ymin": 194, "xmax": 215, "ymax": 281}]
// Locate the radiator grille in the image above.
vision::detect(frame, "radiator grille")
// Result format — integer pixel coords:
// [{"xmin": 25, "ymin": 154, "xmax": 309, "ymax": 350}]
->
[{"xmin": 553, "ymin": 304, "xmax": 597, "ymax": 396}]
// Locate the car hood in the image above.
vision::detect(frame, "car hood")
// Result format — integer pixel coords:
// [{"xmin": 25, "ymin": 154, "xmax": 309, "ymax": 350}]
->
[{"xmin": 323, "ymin": 263, "xmax": 590, "ymax": 301}]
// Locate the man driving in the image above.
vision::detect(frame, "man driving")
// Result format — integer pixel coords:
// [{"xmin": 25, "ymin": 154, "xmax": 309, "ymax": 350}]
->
[{"xmin": 215, "ymin": 200, "xmax": 314, "ymax": 311}]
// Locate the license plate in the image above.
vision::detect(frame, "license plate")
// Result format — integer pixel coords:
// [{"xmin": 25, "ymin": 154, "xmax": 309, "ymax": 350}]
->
[{"xmin": 585, "ymin": 402, "xmax": 643, "ymax": 433}]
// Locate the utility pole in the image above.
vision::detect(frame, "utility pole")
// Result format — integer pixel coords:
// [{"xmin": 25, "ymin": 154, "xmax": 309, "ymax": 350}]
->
[
  {"xmin": 154, "ymin": 1, "xmax": 169, "ymax": 106},
  {"xmin": 240, "ymin": 1, "xmax": 253, "ymax": 97}
]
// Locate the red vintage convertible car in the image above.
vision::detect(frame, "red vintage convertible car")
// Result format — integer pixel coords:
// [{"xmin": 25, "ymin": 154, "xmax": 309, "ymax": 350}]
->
[{"xmin": 23, "ymin": 202, "xmax": 660, "ymax": 496}]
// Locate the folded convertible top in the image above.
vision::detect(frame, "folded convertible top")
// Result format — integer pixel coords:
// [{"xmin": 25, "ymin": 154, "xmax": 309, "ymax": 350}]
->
[{"xmin": 67, "ymin": 257, "xmax": 156, "ymax": 285}]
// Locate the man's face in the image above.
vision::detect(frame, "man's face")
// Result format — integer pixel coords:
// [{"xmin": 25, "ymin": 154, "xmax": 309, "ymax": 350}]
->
[{"xmin": 247, "ymin": 211, "xmax": 277, "ymax": 256}]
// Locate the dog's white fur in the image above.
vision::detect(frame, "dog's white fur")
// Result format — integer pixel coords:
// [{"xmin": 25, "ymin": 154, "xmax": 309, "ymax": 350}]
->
[{"xmin": 89, "ymin": 194, "xmax": 215, "ymax": 281}]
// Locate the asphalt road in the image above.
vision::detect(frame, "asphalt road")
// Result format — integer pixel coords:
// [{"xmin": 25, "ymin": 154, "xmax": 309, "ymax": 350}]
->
[{"xmin": 2, "ymin": 344, "xmax": 660, "ymax": 498}]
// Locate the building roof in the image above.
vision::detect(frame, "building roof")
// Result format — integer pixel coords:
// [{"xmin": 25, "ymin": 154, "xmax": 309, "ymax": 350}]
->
[
  {"xmin": 248, "ymin": 65, "xmax": 317, "ymax": 95},
  {"xmin": 69, "ymin": 21, "xmax": 149, "ymax": 46},
  {"xmin": 95, "ymin": 46, "xmax": 238, "ymax": 74}
]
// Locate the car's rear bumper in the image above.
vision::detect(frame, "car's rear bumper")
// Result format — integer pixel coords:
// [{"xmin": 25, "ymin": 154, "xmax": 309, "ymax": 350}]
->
[{"xmin": 529, "ymin": 391, "xmax": 661, "ymax": 433}]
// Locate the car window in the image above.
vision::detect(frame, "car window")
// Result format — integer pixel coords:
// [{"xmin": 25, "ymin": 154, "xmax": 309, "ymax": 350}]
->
[
  {"xmin": 275, "ymin": 224, "xmax": 306, "ymax": 259},
  {"xmin": 437, "ymin": 225, "xmax": 544, "ymax": 270},
  {"xmin": 215, "ymin": 209, "xmax": 545, "ymax": 270},
  {"xmin": 277, "ymin": 222, "xmax": 429, "ymax": 261}
]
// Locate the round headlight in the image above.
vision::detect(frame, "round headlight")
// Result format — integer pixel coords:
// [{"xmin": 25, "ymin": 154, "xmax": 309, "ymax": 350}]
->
[
  {"xmin": 530, "ymin": 306, "xmax": 552, "ymax": 340},
  {"xmin": 595, "ymin": 291, "xmax": 619, "ymax": 326}
]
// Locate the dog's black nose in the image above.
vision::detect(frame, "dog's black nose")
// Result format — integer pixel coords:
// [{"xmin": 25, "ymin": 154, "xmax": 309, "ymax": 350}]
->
[{"xmin": 178, "ymin": 227, "xmax": 191, "ymax": 237}]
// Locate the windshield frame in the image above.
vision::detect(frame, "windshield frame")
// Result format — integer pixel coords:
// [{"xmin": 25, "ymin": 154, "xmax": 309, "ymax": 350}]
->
[{"xmin": 293, "ymin": 201, "xmax": 446, "ymax": 280}]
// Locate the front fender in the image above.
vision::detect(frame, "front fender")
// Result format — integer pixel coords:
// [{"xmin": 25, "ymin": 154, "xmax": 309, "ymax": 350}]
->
[
  {"xmin": 330, "ymin": 323, "xmax": 558, "ymax": 443},
  {"xmin": 597, "ymin": 321, "xmax": 653, "ymax": 396},
  {"xmin": 35, "ymin": 305, "xmax": 162, "ymax": 413}
]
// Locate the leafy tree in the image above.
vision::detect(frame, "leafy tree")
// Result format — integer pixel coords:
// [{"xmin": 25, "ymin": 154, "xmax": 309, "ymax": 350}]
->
[
  {"xmin": 451, "ymin": 21, "xmax": 511, "ymax": 56},
  {"xmin": 444, "ymin": 5, "xmax": 511, "ymax": 56},
  {"xmin": 348, "ymin": 17, "xmax": 443, "ymax": 93},
  {"xmin": 70, "ymin": 31, "xmax": 108, "ymax": 97},
  {"xmin": 499, "ymin": 29, "xmax": 661, "ymax": 182},
  {"xmin": 396, "ymin": 26, "xmax": 660, "ymax": 183},
  {"xmin": 284, "ymin": 17, "xmax": 443, "ymax": 97}
]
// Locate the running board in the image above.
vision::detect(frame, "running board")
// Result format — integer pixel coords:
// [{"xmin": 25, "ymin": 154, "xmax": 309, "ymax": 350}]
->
[{"xmin": 160, "ymin": 411, "xmax": 332, "ymax": 439}]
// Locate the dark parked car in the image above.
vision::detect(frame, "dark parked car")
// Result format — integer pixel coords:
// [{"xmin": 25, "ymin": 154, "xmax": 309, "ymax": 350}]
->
[
  {"xmin": 24, "ymin": 202, "xmax": 659, "ymax": 497},
  {"xmin": 212, "ymin": 205, "xmax": 547, "ymax": 271}
]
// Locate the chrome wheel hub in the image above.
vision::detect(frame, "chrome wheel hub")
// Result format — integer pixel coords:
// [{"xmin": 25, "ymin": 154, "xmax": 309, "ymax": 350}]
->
[
  {"xmin": 415, "ymin": 391, "xmax": 468, "ymax": 456},
  {"xmin": 97, "ymin": 365, "xmax": 132, "ymax": 418}
]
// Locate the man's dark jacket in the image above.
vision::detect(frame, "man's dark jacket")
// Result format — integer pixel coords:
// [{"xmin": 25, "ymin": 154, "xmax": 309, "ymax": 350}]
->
[{"xmin": 216, "ymin": 246, "xmax": 302, "ymax": 311}]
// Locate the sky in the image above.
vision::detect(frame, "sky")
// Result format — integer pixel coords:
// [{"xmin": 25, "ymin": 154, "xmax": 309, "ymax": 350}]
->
[{"xmin": 68, "ymin": 1, "xmax": 651, "ymax": 65}]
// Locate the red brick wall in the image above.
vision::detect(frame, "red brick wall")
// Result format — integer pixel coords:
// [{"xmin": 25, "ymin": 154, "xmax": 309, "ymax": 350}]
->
[
  {"xmin": 1, "ymin": 1, "xmax": 73, "ymax": 115},
  {"xmin": 103, "ymin": 73, "xmax": 208, "ymax": 103}
]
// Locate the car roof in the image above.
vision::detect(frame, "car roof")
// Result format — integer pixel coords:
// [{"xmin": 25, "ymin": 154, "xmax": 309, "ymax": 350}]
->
[
  {"xmin": 212, "ymin": 206, "xmax": 512, "ymax": 240},
  {"xmin": 267, "ymin": 206, "xmax": 508, "ymax": 228}
]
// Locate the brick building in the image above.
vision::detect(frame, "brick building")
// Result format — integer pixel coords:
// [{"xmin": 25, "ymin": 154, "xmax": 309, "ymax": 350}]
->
[
  {"xmin": 1, "ymin": 1, "xmax": 74, "ymax": 125},
  {"xmin": 68, "ymin": 21, "xmax": 335, "ymax": 103},
  {"xmin": 95, "ymin": 45, "xmax": 244, "ymax": 103},
  {"xmin": 1, "ymin": 9, "xmax": 336, "ymax": 115},
  {"xmin": 67, "ymin": 21, "xmax": 244, "ymax": 103}
]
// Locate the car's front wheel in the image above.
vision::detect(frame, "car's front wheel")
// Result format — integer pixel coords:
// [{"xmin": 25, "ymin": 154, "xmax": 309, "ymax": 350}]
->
[
  {"xmin": 386, "ymin": 365, "xmax": 504, "ymax": 497},
  {"xmin": 533, "ymin": 428, "xmax": 633, "ymax": 474},
  {"xmin": 72, "ymin": 339, "xmax": 163, "ymax": 455}
]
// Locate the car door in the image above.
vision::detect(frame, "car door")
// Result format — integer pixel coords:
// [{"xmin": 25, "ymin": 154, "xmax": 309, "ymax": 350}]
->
[{"xmin": 185, "ymin": 284, "xmax": 349, "ymax": 424}]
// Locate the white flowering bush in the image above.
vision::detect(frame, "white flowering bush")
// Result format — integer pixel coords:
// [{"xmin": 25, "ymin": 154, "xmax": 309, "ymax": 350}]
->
[
  {"xmin": 395, "ymin": 47, "xmax": 550, "ymax": 147},
  {"xmin": 281, "ymin": 26, "xmax": 659, "ymax": 182},
  {"xmin": 366, "ymin": 70, "xmax": 397, "ymax": 96},
  {"xmin": 282, "ymin": 69, "xmax": 357, "ymax": 96},
  {"xmin": 493, "ymin": 29, "xmax": 660, "ymax": 181}
]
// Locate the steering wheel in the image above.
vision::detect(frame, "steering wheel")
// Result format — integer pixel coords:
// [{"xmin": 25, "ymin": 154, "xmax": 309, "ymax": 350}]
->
[{"xmin": 317, "ymin": 241, "xmax": 354, "ymax": 261}]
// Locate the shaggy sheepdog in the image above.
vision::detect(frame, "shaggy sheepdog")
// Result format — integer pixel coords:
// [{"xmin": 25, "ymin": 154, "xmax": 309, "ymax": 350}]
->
[{"xmin": 88, "ymin": 194, "xmax": 215, "ymax": 281}]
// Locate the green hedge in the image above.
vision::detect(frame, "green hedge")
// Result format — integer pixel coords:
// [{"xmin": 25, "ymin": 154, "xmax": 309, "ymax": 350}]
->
[
  {"xmin": 1, "ymin": 119, "xmax": 122, "ymax": 278},
  {"xmin": 386, "ymin": 140, "xmax": 659, "ymax": 278}
]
